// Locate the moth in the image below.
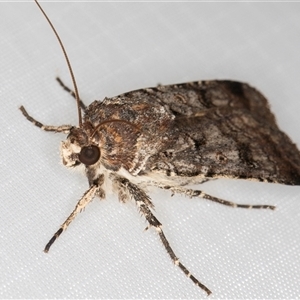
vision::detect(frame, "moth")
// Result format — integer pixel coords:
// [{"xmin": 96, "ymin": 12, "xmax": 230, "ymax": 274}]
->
[{"xmin": 20, "ymin": 0, "xmax": 300, "ymax": 296}]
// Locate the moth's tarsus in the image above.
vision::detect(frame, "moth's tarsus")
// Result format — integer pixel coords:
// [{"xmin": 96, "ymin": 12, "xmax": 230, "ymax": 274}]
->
[
  {"xmin": 44, "ymin": 227, "xmax": 63, "ymax": 253},
  {"xmin": 202, "ymin": 194, "xmax": 276, "ymax": 210},
  {"xmin": 19, "ymin": 105, "xmax": 72, "ymax": 133},
  {"xmin": 22, "ymin": 0, "xmax": 300, "ymax": 297},
  {"xmin": 19, "ymin": 105, "xmax": 44, "ymax": 129},
  {"xmin": 56, "ymin": 77, "xmax": 87, "ymax": 110},
  {"xmin": 177, "ymin": 261, "xmax": 212, "ymax": 295}
]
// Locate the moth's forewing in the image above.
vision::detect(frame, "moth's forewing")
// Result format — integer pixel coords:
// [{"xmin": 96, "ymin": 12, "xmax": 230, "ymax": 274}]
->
[{"xmin": 83, "ymin": 80, "xmax": 300, "ymax": 185}]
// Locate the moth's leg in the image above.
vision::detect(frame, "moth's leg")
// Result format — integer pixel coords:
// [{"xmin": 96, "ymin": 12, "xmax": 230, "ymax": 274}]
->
[
  {"xmin": 56, "ymin": 77, "xmax": 87, "ymax": 110},
  {"xmin": 113, "ymin": 175, "xmax": 212, "ymax": 296},
  {"xmin": 157, "ymin": 184, "xmax": 276, "ymax": 210},
  {"xmin": 19, "ymin": 106, "xmax": 72, "ymax": 133},
  {"xmin": 44, "ymin": 175, "xmax": 105, "ymax": 253}
]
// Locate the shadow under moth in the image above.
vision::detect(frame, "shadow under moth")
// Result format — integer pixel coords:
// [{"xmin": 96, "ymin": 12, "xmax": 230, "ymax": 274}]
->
[{"xmin": 20, "ymin": 0, "xmax": 300, "ymax": 296}]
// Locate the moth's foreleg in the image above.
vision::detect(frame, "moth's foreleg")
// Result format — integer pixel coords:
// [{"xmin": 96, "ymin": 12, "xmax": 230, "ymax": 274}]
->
[
  {"xmin": 56, "ymin": 77, "xmax": 87, "ymax": 110},
  {"xmin": 44, "ymin": 183, "xmax": 103, "ymax": 253},
  {"xmin": 19, "ymin": 106, "xmax": 72, "ymax": 133},
  {"xmin": 113, "ymin": 176, "xmax": 212, "ymax": 296},
  {"xmin": 159, "ymin": 184, "xmax": 276, "ymax": 210}
]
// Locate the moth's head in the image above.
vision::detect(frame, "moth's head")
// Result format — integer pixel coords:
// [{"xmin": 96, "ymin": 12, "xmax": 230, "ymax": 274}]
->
[{"xmin": 60, "ymin": 127, "xmax": 100, "ymax": 168}]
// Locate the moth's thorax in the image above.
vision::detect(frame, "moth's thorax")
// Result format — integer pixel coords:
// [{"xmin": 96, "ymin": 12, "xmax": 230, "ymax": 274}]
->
[{"xmin": 76, "ymin": 96, "xmax": 176, "ymax": 175}]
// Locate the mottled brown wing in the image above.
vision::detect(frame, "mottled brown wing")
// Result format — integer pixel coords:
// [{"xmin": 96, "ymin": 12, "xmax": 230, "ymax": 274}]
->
[{"xmin": 146, "ymin": 80, "xmax": 300, "ymax": 185}]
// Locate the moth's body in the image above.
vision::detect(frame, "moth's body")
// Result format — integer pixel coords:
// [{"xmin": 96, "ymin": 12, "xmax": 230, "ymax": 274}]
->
[
  {"xmin": 62, "ymin": 80, "xmax": 300, "ymax": 191},
  {"xmin": 21, "ymin": 1, "xmax": 300, "ymax": 296}
]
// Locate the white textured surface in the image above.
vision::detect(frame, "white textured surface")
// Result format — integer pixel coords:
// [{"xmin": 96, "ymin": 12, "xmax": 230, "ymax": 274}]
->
[{"xmin": 1, "ymin": 2, "xmax": 300, "ymax": 299}]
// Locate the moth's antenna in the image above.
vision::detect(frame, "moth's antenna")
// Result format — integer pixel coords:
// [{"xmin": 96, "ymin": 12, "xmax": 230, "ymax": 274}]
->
[{"xmin": 34, "ymin": 0, "xmax": 83, "ymax": 127}]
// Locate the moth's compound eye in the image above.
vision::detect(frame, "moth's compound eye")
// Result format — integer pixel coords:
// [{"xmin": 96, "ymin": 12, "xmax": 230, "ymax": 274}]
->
[{"xmin": 79, "ymin": 145, "xmax": 100, "ymax": 165}]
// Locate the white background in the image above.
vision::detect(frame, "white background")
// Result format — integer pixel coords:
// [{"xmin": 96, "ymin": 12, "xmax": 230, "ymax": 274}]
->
[{"xmin": 1, "ymin": 2, "xmax": 300, "ymax": 299}]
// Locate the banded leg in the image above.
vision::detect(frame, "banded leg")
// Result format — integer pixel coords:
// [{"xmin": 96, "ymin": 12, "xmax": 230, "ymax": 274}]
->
[
  {"xmin": 56, "ymin": 77, "xmax": 87, "ymax": 110},
  {"xmin": 44, "ymin": 182, "xmax": 103, "ymax": 253},
  {"xmin": 19, "ymin": 106, "xmax": 72, "ymax": 133},
  {"xmin": 114, "ymin": 176, "xmax": 212, "ymax": 296},
  {"xmin": 157, "ymin": 184, "xmax": 276, "ymax": 210}
]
